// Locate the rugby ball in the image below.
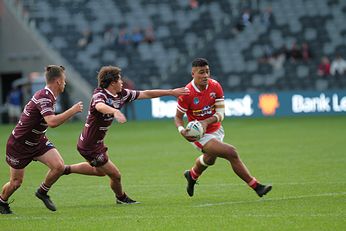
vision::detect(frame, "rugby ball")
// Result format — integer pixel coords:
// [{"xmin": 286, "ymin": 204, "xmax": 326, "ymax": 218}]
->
[{"xmin": 186, "ymin": 120, "xmax": 204, "ymax": 140}]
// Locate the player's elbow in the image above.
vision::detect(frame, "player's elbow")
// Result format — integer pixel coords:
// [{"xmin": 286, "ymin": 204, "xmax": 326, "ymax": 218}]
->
[
  {"xmin": 46, "ymin": 119, "xmax": 60, "ymax": 128},
  {"xmin": 47, "ymin": 122, "xmax": 59, "ymax": 128},
  {"xmin": 44, "ymin": 115, "xmax": 60, "ymax": 128},
  {"xmin": 95, "ymin": 103, "xmax": 103, "ymax": 112}
]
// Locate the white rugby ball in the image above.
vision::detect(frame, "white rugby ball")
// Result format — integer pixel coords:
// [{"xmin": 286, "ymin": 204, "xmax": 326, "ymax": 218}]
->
[{"xmin": 186, "ymin": 120, "xmax": 204, "ymax": 140}]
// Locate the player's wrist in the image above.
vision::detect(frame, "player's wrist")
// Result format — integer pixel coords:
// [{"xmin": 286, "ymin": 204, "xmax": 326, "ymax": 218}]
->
[
  {"xmin": 177, "ymin": 126, "xmax": 184, "ymax": 133},
  {"xmin": 213, "ymin": 113, "xmax": 221, "ymax": 122}
]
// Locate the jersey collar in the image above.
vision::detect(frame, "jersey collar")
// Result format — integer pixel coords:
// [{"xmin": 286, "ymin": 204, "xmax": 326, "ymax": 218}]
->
[
  {"xmin": 191, "ymin": 80, "xmax": 208, "ymax": 93},
  {"xmin": 104, "ymin": 88, "xmax": 118, "ymax": 98},
  {"xmin": 44, "ymin": 86, "xmax": 57, "ymax": 100}
]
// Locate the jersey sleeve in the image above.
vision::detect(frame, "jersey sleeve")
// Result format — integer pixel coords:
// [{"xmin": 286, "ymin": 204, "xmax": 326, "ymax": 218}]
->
[
  {"xmin": 123, "ymin": 89, "xmax": 140, "ymax": 103},
  {"xmin": 92, "ymin": 92, "xmax": 107, "ymax": 106},
  {"xmin": 177, "ymin": 95, "xmax": 188, "ymax": 114},
  {"xmin": 89, "ymin": 92, "xmax": 107, "ymax": 114},
  {"xmin": 215, "ymin": 81, "xmax": 224, "ymax": 100},
  {"xmin": 36, "ymin": 97, "xmax": 55, "ymax": 117}
]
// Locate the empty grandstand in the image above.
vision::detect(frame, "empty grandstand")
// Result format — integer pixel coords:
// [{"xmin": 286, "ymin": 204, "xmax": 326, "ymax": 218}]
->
[{"xmin": 1, "ymin": 0, "xmax": 346, "ymax": 121}]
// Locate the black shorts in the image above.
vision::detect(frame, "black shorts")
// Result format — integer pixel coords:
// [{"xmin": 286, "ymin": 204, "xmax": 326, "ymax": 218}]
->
[{"xmin": 6, "ymin": 135, "xmax": 55, "ymax": 169}]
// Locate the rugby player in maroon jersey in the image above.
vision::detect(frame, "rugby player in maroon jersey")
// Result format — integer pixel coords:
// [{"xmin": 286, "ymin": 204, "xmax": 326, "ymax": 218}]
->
[
  {"xmin": 0, "ymin": 65, "xmax": 83, "ymax": 214},
  {"xmin": 63, "ymin": 65, "xmax": 189, "ymax": 204}
]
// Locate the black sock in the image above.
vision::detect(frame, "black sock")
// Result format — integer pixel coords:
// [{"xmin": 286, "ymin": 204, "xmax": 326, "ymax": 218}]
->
[{"xmin": 116, "ymin": 193, "xmax": 126, "ymax": 200}]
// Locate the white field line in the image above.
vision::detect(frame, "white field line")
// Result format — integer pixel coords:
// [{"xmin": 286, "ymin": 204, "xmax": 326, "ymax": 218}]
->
[
  {"xmin": 195, "ymin": 192, "xmax": 346, "ymax": 207},
  {"xmin": 35, "ymin": 181, "xmax": 346, "ymax": 190},
  {"xmin": 1, "ymin": 192, "xmax": 345, "ymax": 221},
  {"xmin": 1, "ymin": 211, "xmax": 345, "ymax": 221}
]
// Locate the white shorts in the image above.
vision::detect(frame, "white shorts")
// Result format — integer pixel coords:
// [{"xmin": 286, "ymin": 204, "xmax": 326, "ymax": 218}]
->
[{"xmin": 191, "ymin": 127, "xmax": 225, "ymax": 152}]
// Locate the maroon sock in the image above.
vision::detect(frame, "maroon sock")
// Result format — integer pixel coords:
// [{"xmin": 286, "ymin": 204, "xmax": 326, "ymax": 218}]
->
[
  {"xmin": 116, "ymin": 193, "xmax": 127, "ymax": 200},
  {"xmin": 63, "ymin": 165, "xmax": 71, "ymax": 175},
  {"xmin": 0, "ymin": 196, "xmax": 7, "ymax": 203},
  {"xmin": 38, "ymin": 182, "xmax": 50, "ymax": 195}
]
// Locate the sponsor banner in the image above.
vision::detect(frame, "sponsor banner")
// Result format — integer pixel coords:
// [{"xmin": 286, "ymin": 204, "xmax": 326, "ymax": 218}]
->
[{"xmin": 130, "ymin": 90, "xmax": 346, "ymax": 120}]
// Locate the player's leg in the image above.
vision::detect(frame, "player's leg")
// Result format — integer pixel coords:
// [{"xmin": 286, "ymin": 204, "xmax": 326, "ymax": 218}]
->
[
  {"xmin": 203, "ymin": 139, "xmax": 253, "ymax": 182},
  {"xmin": 64, "ymin": 162, "xmax": 106, "ymax": 176},
  {"xmin": 1, "ymin": 167, "xmax": 25, "ymax": 201},
  {"xmin": 184, "ymin": 153, "xmax": 216, "ymax": 197},
  {"xmin": 203, "ymin": 139, "xmax": 272, "ymax": 197},
  {"xmin": 0, "ymin": 167, "xmax": 24, "ymax": 214},
  {"xmin": 190, "ymin": 153, "xmax": 216, "ymax": 178},
  {"xmin": 96, "ymin": 159, "xmax": 139, "ymax": 204},
  {"xmin": 34, "ymin": 148, "xmax": 65, "ymax": 211},
  {"xmin": 36, "ymin": 148, "xmax": 65, "ymax": 187},
  {"xmin": 96, "ymin": 160, "xmax": 122, "ymax": 197},
  {"xmin": 184, "ymin": 132, "xmax": 220, "ymax": 197}
]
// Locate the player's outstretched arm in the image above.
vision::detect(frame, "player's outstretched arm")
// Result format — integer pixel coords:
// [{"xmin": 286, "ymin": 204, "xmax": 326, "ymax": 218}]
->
[
  {"xmin": 95, "ymin": 102, "xmax": 126, "ymax": 123},
  {"xmin": 137, "ymin": 87, "xmax": 189, "ymax": 99},
  {"xmin": 44, "ymin": 101, "xmax": 83, "ymax": 128}
]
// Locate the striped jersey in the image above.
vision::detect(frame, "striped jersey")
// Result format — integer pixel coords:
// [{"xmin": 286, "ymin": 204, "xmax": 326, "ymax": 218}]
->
[
  {"xmin": 78, "ymin": 87, "xmax": 140, "ymax": 149},
  {"xmin": 11, "ymin": 87, "xmax": 56, "ymax": 146}
]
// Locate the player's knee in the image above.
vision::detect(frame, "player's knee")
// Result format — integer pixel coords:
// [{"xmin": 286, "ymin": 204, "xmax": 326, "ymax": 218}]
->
[
  {"xmin": 198, "ymin": 155, "xmax": 213, "ymax": 167},
  {"xmin": 227, "ymin": 146, "xmax": 239, "ymax": 160},
  {"xmin": 115, "ymin": 172, "xmax": 121, "ymax": 181},
  {"xmin": 203, "ymin": 155, "xmax": 216, "ymax": 166},
  {"xmin": 53, "ymin": 162, "xmax": 65, "ymax": 174},
  {"xmin": 95, "ymin": 169, "xmax": 106, "ymax": 177},
  {"xmin": 207, "ymin": 158, "xmax": 216, "ymax": 165},
  {"xmin": 109, "ymin": 171, "xmax": 121, "ymax": 182}
]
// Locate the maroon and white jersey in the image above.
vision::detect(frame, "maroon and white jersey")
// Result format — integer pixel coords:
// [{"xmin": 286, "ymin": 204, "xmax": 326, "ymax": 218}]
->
[
  {"xmin": 11, "ymin": 87, "xmax": 56, "ymax": 146},
  {"xmin": 78, "ymin": 87, "xmax": 140, "ymax": 150}
]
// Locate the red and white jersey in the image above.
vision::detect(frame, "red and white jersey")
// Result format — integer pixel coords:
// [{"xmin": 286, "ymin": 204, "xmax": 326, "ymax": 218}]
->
[
  {"xmin": 177, "ymin": 78, "xmax": 224, "ymax": 134},
  {"xmin": 11, "ymin": 87, "xmax": 56, "ymax": 146}
]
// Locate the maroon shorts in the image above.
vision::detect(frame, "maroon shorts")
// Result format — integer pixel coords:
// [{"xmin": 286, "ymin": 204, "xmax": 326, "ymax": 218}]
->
[
  {"xmin": 77, "ymin": 144, "xmax": 109, "ymax": 167},
  {"xmin": 6, "ymin": 135, "xmax": 55, "ymax": 169}
]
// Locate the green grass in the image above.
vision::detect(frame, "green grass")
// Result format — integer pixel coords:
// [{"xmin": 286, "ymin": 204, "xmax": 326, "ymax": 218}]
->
[{"xmin": 0, "ymin": 116, "xmax": 345, "ymax": 230}]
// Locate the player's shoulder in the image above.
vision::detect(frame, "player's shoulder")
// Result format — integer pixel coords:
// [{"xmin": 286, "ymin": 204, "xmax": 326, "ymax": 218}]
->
[
  {"xmin": 121, "ymin": 88, "xmax": 132, "ymax": 95},
  {"xmin": 183, "ymin": 81, "xmax": 193, "ymax": 90},
  {"xmin": 177, "ymin": 82, "xmax": 192, "ymax": 103},
  {"xmin": 208, "ymin": 78, "xmax": 221, "ymax": 86},
  {"xmin": 34, "ymin": 88, "xmax": 53, "ymax": 100},
  {"xmin": 180, "ymin": 82, "xmax": 195, "ymax": 98},
  {"xmin": 93, "ymin": 87, "xmax": 104, "ymax": 94},
  {"xmin": 208, "ymin": 78, "xmax": 223, "ymax": 90},
  {"xmin": 93, "ymin": 87, "xmax": 107, "ymax": 97}
]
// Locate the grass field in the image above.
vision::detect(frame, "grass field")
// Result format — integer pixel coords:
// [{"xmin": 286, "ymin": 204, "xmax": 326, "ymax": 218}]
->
[{"xmin": 0, "ymin": 116, "xmax": 345, "ymax": 230}]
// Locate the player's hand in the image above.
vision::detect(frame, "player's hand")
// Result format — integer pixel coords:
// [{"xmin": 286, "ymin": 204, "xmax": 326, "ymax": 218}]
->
[
  {"xmin": 199, "ymin": 120, "xmax": 208, "ymax": 133},
  {"xmin": 72, "ymin": 101, "xmax": 83, "ymax": 113},
  {"xmin": 113, "ymin": 110, "xmax": 127, "ymax": 124},
  {"xmin": 171, "ymin": 87, "xmax": 190, "ymax": 97},
  {"xmin": 181, "ymin": 129, "xmax": 199, "ymax": 142}
]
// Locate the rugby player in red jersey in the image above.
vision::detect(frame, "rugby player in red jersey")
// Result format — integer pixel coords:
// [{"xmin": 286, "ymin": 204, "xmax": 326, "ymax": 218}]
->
[
  {"xmin": 63, "ymin": 65, "xmax": 189, "ymax": 204},
  {"xmin": 0, "ymin": 65, "xmax": 83, "ymax": 214},
  {"xmin": 175, "ymin": 58, "xmax": 272, "ymax": 197}
]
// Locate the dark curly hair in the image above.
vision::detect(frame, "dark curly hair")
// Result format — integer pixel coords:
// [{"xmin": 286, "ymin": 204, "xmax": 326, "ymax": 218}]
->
[{"xmin": 97, "ymin": 66, "xmax": 121, "ymax": 88}]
